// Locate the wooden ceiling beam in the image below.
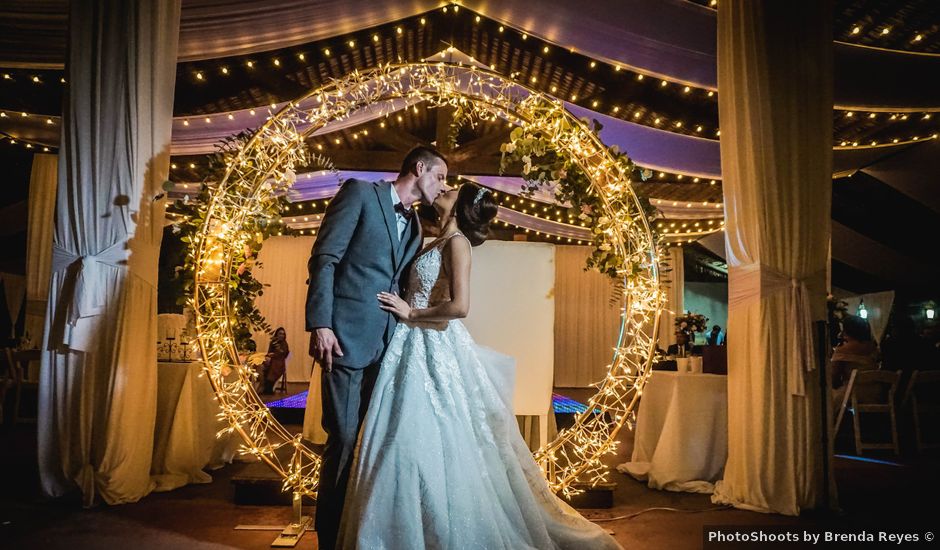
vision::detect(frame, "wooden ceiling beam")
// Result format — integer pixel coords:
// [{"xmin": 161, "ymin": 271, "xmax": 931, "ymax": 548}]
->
[
  {"xmin": 369, "ymin": 126, "xmax": 430, "ymax": 152},
  {"xmin": 450, "ymin": 129, "xmax": 512, "ymax": 163}
]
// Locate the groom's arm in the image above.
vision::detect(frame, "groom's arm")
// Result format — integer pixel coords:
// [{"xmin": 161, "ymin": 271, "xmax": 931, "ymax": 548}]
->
[{"xmin": 305, "ymin": 179, "xmax": 365, "ymax": 331}]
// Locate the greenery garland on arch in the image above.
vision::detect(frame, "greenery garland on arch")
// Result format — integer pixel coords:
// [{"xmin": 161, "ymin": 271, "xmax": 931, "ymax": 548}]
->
[
  {"xmin": 499, "ymin": 116, "xmax": 660, "ymax": 280},
  {"xmin": 168, "ymin": 131, "xmax": 336, "ymax": 351}
]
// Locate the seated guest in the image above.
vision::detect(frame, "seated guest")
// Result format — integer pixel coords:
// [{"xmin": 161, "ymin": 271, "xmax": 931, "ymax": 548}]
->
[
  {"xmin": 666, "ymin": 331, "xmax": 693, "ymax": 357},
  {"xmin": 831, "ymin": 315, "xmax": 880, "ymax": 408},
  {"xmin": 706, "ymin": 325, "xmax": 723, "ymax": 345}
]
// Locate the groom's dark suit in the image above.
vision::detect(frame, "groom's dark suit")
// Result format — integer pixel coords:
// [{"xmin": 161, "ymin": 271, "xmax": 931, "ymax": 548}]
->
[{"xmin": 305, "ymin": 178, "xmax": 422, "ymax": 549}]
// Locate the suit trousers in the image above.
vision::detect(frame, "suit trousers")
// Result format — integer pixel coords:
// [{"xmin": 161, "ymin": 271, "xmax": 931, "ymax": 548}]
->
[{"xmin": 315, "ymin": 360, "xmax": 380, "ymax": 550}]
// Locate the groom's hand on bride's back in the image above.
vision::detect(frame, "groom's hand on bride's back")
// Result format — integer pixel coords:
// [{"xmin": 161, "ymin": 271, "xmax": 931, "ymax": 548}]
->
[{"xmin": 310, "ymin": 328, "xmax": 344, "ymax": 373}]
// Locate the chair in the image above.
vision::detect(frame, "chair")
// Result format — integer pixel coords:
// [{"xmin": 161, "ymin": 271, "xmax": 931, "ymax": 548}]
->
[
  {"xmin": 902, "ymin": 370, "xmax": 940, "ymax": 453},
  {"xmin": 277, "ymin": 352, "xmax": 292, "ymax": 393},
  {"xmin": 837, "ymin": 369, "xmax": 901, "ymax": 456},
  {"xmin": 1, "ymin": 348, "xmax": 15, "ymax": 424},
  {"xmin": 5, "ymin": 348, "xmax": 40, "ymax": 424}
]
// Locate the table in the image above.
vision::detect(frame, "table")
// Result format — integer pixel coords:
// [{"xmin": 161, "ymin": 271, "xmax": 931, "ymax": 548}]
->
[
  {"xmin": 617, "ymin": 371, "xmax": 728, "ymax": 493},
  {"xmin": 152, "ymin": 361, "xmax": 238, "ymax": 492}
]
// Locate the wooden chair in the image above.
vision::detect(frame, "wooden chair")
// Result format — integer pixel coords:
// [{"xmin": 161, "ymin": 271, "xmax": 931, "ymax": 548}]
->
[
  {"xmin": 902, "ymin": 370, "xmax": 940, "ymax": 453},
  {"xmin": 838, "ymin": 369, "xmax": 901, "ymax": 456},
  {"xmin": 1, "ymin": 348, "xmax": 15, "ymax": 424},
  {"xmin": 5, "ymin": 348, "xmax": 40, "ymax": 424},
  {"xmin": 277, "ymin": 352, "xmax": 292, "ymax": 393}
]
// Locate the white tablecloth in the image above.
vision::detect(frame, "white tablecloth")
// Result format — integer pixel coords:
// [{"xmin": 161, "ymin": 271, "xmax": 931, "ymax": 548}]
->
[
  {"xmin": 617, "ymin": 371, "xmax": 728, "ymax": 493},
  {"xmin": 152, "ymin": 361, "xmax": 238, "ymax": 492}
]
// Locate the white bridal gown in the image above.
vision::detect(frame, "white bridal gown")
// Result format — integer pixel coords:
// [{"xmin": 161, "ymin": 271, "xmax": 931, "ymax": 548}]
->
[{"xmin": 337, "ymin": 232, "xmax": 622, "ymax": 550}]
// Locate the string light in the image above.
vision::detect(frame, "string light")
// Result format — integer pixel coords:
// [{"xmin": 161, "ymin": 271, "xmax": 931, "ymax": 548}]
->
[{"xmin": 193, "ymin": 63, "xmax": 661, "ymax": 499}]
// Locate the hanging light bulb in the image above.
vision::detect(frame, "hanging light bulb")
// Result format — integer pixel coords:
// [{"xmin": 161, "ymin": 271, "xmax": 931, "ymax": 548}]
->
[
  {"xmin": 926, "ymin": 303, "xmax": 936, "ymax": 320},
  {"xmin": 857, "ymin": 299, "xmax": 868, "ymax": 320}
]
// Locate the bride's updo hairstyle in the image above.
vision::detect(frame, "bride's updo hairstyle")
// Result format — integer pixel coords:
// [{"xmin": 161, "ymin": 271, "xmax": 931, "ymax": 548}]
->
[{"xmin": 455, "ymin": 184, "xmax": 498, "ymax": 246}]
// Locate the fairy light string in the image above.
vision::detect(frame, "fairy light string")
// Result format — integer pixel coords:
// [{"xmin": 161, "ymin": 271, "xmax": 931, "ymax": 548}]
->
[{"xmin": 193, "ymin": 61, "xmax": 663, "ymax": 498}]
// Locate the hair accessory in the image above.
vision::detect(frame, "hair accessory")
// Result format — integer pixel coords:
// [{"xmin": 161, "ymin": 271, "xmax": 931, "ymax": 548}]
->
[{"xmin": 473, "ymin": 187, "xmax": 487, "ymax": 205}]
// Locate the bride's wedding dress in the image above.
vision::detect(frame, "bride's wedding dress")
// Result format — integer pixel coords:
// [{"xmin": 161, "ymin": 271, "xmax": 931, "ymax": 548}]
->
[{"xmin": 337, "ymin": 232, "xmax": 622, "ymax": 550}]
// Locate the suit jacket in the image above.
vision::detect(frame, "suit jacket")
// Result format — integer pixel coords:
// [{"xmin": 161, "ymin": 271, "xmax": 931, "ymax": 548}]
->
[{"xmin": 305, "ymin": 179, "xmax": 422, "ymax": 369}]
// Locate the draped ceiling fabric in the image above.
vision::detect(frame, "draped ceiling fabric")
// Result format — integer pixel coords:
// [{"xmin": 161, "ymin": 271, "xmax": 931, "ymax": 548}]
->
[
  {"xmin": 2, "ymin": 0, "xmax": 939, "ymax": 110},
  {"xmin": 38, "ymin": 0, "xmax": 180, "ymax": 505},
  {"xmin": 842, "ymin": 290, "xmax": 895, "ymax": 344},
  {"xmin": 3, "ymin": 57, "xmax": 924, "ymax": 180},
  {"xmin": 25, "ymin": 154, "xmax": 58, "ymax": 342},
  {"xmin": 712, "ymin": 0, "xmax": 831, "ymax": 516}
]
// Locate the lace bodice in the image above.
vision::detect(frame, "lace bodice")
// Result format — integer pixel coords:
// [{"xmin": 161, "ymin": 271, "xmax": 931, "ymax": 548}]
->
[{"xmin": 404, "ymin": 232, "xmax": 465, "ymax": 309}]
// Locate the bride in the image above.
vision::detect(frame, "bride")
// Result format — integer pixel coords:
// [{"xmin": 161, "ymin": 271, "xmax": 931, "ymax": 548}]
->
[{"xmin": 336, "ymin": 184, "xmax": 622, "ymax": 549}]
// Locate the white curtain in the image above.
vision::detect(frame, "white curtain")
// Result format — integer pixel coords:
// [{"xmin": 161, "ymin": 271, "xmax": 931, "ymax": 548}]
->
[
  {"xmin": 38, "ymin": 0, "xmax": 181, "ymax": 505},
  {"xmin": 251, "ymin": 236, "xmax": 316, "ymax": 382},
  {"xmin": 25, "ymin": 154, "xmax": 58, "ymax": 344},
  {"xmin": 553, "ymin": 245, "xmax": 622, "ymax": 387},
  {"xmin": 841, "ymin": 291, "xmax": 894, "ymax": 344},
  {"xmin": 657, "ymin": 246, "xmax": 684, "ymax": 351},
  {"xmin": 712, "ymin": 0, "xmax": 831, "ymax": 515}
]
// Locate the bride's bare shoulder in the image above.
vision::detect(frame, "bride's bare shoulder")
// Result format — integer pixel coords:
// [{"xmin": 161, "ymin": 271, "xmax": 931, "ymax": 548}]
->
[{"xmin": 442, "ymin": 232, "xmax": 471, "ymax": 260}]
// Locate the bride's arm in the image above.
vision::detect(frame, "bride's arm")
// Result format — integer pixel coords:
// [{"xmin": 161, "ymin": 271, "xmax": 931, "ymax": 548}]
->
[{"xmin": 377, "ymin": 236, "xmax": 472, "ymax": 321}]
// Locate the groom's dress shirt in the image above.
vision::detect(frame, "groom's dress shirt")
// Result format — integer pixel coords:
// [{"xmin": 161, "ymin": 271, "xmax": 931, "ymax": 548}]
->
[{"xmin": 390, "ymin": 184, "xmax": 411, "ymax": 240}]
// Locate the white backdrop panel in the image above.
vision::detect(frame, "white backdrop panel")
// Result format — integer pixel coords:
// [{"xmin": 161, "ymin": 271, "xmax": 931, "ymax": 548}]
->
[
  {"xmin": 463, "ymin": 241, "xmax": 555, "ymax": 416},
  {"xmin": 252, "ymin": 236, "xmax": 556, "ymax": 416}
]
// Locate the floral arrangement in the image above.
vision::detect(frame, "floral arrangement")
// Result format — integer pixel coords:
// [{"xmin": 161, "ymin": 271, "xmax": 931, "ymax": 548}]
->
[
  {"xmin": 499, "ymin": 116, "xmax": 659, "ymax": 280},
  {"xmin": 674, "ymin": 311, "xmax": 709, "ymax": 335}
]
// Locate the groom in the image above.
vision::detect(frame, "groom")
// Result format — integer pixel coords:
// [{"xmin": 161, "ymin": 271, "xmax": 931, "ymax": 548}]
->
[{"xmin": 305, "ymin": 145, "xmax": 448, "ymax": 549}]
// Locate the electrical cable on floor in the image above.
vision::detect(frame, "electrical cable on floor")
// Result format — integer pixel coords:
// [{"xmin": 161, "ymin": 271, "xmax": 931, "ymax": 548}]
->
[{"xmin": 591, "ymin": 505, "xmax": 732, "ymax": 522}]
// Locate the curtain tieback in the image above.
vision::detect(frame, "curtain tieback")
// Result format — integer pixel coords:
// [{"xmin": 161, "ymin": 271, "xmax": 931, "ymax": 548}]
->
[
  {"xmin": 49, "ymin": 238, "xmax": 160, "ymax": 352},
  {"xmin": 52, "ymin": 242, "xmax": 131, "ymax": 329},
  {"xmin": 728, "ymin": 264, "xmax": 826, "ymax": 396}
]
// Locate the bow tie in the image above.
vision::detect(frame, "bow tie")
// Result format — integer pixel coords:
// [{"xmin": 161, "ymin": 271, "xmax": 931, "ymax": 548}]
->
[{"xmin": 394, "ymin": 201, "xmax": 415, "ymax": 220}]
